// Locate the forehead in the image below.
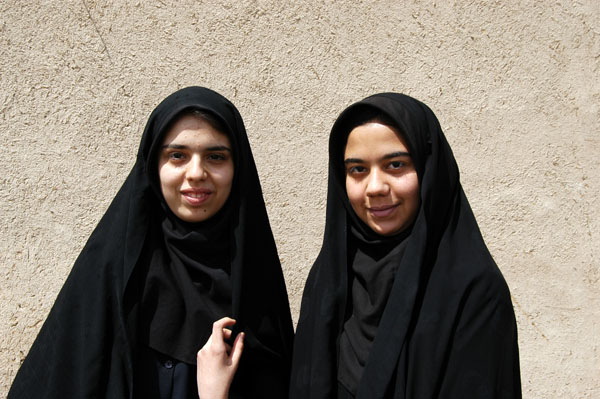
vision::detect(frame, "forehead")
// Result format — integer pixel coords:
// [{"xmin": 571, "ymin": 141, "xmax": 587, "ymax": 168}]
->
[
  {"xmin": 344, "ymin": 122, "xmax": 409, "ymax": 156},
  {"xmin": 161, "ymin": 114, "xmax": 230, "ymax": 146}
]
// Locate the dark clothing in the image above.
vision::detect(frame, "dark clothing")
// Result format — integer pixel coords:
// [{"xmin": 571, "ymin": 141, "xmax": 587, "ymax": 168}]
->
[
  {"xmin": 136, "ymin": 347, "xmax": 197, "ymax": 399},
  {"xmin": 290, "ymin": 93, "xmax": 521, "ymax": 399},
  {"xmin": 338, "ymin": 229, "xmax": 408, "ymax": 395},
  {"xmin": 9, "ymin": 87, "xmax": 294, "ymax": 399}
]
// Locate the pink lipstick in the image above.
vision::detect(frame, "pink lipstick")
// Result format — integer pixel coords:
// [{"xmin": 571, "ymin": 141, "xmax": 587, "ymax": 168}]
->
[{"xmin": 368, "ymin": 204, "xmax": 398, "ymax": 218}]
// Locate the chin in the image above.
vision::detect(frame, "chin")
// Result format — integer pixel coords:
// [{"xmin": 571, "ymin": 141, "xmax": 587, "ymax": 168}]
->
[
  {"xmin": 174, "ymin": 210, "xmax": 206, "ymax": 223},
  {"xmin": 370, "ymin": 223, "xmax": 404, "ymax": 237}
]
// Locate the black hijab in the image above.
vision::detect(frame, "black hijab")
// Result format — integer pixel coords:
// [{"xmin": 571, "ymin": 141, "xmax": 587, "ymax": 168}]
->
[
  {"xmin": 9, "ymin": 86, "xmax": 294, "ymax": 399},
  {"xmin": 290, "ymin": 93, "xmax": 521, "ymax": 398}
]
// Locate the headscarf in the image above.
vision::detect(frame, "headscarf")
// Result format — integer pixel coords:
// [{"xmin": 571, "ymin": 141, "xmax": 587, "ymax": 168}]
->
[
  {"xmin": 9, "ymin": 86, "xmax": 294, "ymax": 399},
  {"xmin": 290, "ymin": 93, "xmax": 521, "ymax": 398}
]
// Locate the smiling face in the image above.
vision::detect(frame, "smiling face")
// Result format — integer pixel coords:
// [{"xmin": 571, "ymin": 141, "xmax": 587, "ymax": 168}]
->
[
  {"xmin": 158, "ymin": 114, "xmax": 234, "ymax": 223},
  {"xmin": 344, "ymin": 122, "xmax": 420, "ymax": 236}
]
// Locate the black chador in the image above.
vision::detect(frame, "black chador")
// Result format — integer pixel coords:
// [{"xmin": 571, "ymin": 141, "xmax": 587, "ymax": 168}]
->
[
  {"xmin": 290, "ymin": 93, "xmax": 521, "ymax": 398},
  {"xmin": 9, "ymin": 87, "xmax": 294, "ymax": 399}
]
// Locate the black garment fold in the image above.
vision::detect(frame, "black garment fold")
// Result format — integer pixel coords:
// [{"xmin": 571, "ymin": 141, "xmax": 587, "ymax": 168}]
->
[
  {"xmin": 338, "ymin": 228, "xmax": 408, "ymax": 396},
  {"xmin": 290, "ymin": 93, "xmax": 521, "ymax": 399},
  {"xmin": 140, "ymin": 212, "xmax": 234, "ymax": 366},
  {"xmin": 9, "ymin": 86, "xmax": 294, "ymax": 399}
]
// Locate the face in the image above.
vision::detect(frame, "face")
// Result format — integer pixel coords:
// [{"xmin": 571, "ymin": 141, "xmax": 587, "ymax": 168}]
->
[
  {"xmin": 158, "ymin": 114, "xmax": 234, "ymax": 223},
  {"xmin": 344, "ymin": 122, "xmax": 420, "ymax": 236}
]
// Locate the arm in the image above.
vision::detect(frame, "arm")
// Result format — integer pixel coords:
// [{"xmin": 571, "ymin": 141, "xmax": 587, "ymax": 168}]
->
[{"xmin": 197, "ymin": 317, "xmax": 245, "ymax": 399}]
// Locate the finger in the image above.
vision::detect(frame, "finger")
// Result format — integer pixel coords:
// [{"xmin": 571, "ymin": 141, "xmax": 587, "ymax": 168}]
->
[
  {"xmin": 222, "ymin": 328, "xmax": 233, "ymax": 341},
  {"xmin": 211, "ymin": 317, "xmax": 236, "ymax": 344},
  {"xmin": 230, "ymin": 332, "xmax": 245, "ymax": 368}
]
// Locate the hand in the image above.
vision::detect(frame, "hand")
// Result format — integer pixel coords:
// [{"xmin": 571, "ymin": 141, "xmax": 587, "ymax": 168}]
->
[{"xmin": 197, "ymin": 317, "xmax": 245, "ymax": 399}]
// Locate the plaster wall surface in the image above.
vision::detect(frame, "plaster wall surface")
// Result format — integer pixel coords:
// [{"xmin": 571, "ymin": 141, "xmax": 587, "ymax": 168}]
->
[{"xmin": 1, "ymin": 0, "xmax": 598, "ymax": 397}]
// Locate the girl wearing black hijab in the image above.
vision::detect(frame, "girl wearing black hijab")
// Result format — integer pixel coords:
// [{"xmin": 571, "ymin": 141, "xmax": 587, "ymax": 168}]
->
[
  {"xmin": 8, "ymin": 86, "xmax": 294, "ymax": 399},
  {"xmin": 290, "ymin": 93, "xmax": 521, "ymax": 398}
]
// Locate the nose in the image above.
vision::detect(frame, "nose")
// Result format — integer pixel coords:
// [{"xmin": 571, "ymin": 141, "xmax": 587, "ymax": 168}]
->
[
  {"xmin": 365, "ymin": 168, "xmax": 389, "ymax": 197},
  {"xmin": 187, "ymin": 155, "xmax": 207, "ymax": 181}
]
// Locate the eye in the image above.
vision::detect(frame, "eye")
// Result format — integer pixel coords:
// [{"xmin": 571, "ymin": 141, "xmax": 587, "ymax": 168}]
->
[
  {"xmin": 207, "ymin": 153, "xmax": 228, "ymax": 162},
  {"xmin": 388, "ymin": 160, "xmax": 406, "ymax": 169},
  {"xmin": 347, "ymin": 165, "xmax": 366, "ymax": 175},
  {"xmin": 167, "ymin": 151, "xmax": 186, "ymax": 161}
]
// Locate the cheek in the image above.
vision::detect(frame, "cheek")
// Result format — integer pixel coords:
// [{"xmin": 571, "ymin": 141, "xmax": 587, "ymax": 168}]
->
[
  {"xmin": 216, "ymin": 165, "xmax": 235, "ymax": 194},
  {"xmin": 222, "ymin": 174, "xmax": 234, "ymax": 197},
  {"xmin": 345, "ymin": 178, "xmax": 364, "ymax": 212},
  {"xmin": 158, "ymin": 165, "xmax": 179, "ymax": 193},
  {"xmin": 403, "ymin": 174, "xmax": 420, "ymax": 211}
]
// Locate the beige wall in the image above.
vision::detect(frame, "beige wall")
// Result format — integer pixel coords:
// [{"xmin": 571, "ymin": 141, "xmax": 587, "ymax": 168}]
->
[{"xmin": 1, "ymin": 0, "xmax": 598, "ymax": 397}]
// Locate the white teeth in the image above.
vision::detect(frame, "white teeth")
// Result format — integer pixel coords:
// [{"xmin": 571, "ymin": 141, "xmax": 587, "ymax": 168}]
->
[{"xmin": 186, "ymin": 193, "xmax": 207, "ymax": 198}]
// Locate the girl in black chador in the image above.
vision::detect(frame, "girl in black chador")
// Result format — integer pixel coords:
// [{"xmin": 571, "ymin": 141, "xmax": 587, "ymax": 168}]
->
[
  {"xmin": 289, "ymin": 93, "xmax": 521, "ymax": 398},
  {"xmin": 9, "ymin": 86, "xmax": 294, "ymax": 399}
]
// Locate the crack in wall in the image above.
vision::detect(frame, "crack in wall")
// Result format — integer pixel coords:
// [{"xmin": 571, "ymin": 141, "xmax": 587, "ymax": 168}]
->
[{"xmin": 82, "ymin": 0, "xmax": 113, "ymax": 63}]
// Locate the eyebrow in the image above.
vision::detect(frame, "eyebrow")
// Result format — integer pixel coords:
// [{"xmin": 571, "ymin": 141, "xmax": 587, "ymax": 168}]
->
[
  {"xmin": 161, "ymin": 144, "xmax": 232, "ymax": 152},
  {"xmin": 206, "ymin": 145, "xmax": 232, "ymax": 152},
  {"xmin": 344, "ymin": 151, "xmax": 410, "ymax": 164}
]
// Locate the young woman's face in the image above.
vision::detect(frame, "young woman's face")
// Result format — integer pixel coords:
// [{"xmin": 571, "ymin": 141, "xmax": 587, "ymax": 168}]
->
[
  {"xmin": 344, "ymin": 122, "xmax": 420, "ymax": 236},
  {"xmin": 158, "ymin": 114, "xmax": 234, "ymax": 223}
]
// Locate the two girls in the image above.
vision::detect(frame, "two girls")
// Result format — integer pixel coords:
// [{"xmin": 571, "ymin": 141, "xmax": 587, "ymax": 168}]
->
[{"xmin": 10, "ymin": 89, "xmax": 520, "ymax": 398}]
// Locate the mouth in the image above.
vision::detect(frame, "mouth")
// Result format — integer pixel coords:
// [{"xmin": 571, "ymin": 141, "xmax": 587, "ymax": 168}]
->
[
  {"xmin": 367, "ymin": 203, "xmax": 399, "ymax": 218},
  {"xmin": 181, "ymin": 189, "xmax": 212, "ymax": 205}
]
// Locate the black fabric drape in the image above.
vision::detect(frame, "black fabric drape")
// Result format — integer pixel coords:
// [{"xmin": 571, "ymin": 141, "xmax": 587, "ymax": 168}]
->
[
  {"xmin": 290, "ymin": 93, "xmax": 521, "ymax": 399},
  {"xmin": 9, "ymin": 86, "xmax": 294, "ymax": 399},
  {"xmin": 140, "ymin": 201, "xmax": 234, "ymax": 366},
  {"xmin": 337, "ymin": 228, "xmax": 409, "ymax": 395}
]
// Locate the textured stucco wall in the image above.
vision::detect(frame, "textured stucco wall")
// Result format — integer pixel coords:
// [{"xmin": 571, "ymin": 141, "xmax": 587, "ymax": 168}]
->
[{"xmin": 1, "ymin": 0, "xmax": 598, "ymax": 397}]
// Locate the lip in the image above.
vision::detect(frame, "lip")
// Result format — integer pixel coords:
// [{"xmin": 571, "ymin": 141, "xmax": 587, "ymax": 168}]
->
[
  {"xmin": 181, "ymin": 188, "xmax": 212, "ymax": 206},
  {"xmin": 368, "ymin": 203, "xmax": 399, "ymax": 218}
]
